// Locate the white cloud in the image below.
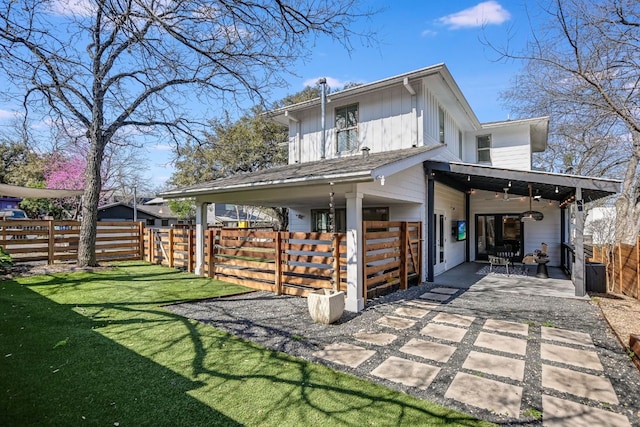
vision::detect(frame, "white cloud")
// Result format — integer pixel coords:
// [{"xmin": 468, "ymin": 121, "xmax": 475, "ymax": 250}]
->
[
  {"xmin": 0, "ymin": 109, "xmax": 18, "ymax": 120},
  {"xmin": 438, "ymin": 1, "xmax": 511, "ymax": 29},
  {"xmin": 303, "ymin": 77, "xmax": 347, "ymax": 91},
  {"xmin": 421, "ymin": 29, "xmax": 438, "ymax": 37},
  {"xmin": 47, "ymin": 0, "xmax": 95, "ymax": 16}
]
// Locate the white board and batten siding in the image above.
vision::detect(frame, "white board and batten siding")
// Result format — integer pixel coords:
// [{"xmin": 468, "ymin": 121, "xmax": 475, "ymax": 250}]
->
[
  {"xmin": 473, "ymin": 122, "xmax": 533, "ymax": 171},
  {"xmin": 433, "ymin": 182, "xmax": 466, "ymax": 271},
  {"xmin": 287, "ymin": 84, "xmax": 421, "ymax": 164}
]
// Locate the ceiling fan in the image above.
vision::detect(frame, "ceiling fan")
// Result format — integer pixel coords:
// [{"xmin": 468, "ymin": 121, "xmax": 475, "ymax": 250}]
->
[{"xmin": 486, "ymin": 187, "xmax": 517, "ymax": 201}]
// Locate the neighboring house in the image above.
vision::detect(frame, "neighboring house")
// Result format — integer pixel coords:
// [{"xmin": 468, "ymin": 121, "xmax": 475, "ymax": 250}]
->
[
  {"xmin": 97, "ymin": 202, "xmax": 181, "ymax": 228},
  {"xmin": 0, "ymin": 196, "xmax": 22, "ymax": 210},
  {"xmin": 584, "ymin": 207, "xmax": 616, "ymax": 245},
  {"xmin": 209, "ymin": 203, "xmax": 276, "ymax": 228},
  {"xmin": 162, "ymin": 63, "xmax": 620, "ymax": 312}
]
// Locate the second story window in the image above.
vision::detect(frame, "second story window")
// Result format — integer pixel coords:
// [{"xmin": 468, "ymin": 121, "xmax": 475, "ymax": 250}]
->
[
  {"xmin": 335, "ymin": 104, "xmax": 358, "ymax": 152},
  {"xmin": 477, "ymin": 134, "xmax": 491, "ymax": 163}
]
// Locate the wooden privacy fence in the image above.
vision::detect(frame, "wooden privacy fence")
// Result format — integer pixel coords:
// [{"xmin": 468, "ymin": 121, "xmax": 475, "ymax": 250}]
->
[
  {"xmin": 145, "ymin": 227, "xmax": 347, "ymax": 297},
  {"xmin": 363, "ymin": 221, "xmax": 422, "ymax": 303},
  {"xmin": 590, "ymin": 237, "xmax": 640, "ymax": 300},
  {"xmin": 0, "ymin": 220, "xmax": 144, "ymax": 264},
  {"xmin": 146, "ymin": 221, "xmax": 423, "ymax": 301}
]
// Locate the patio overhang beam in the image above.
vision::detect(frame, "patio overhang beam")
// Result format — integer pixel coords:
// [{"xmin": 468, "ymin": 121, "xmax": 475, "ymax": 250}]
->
[{"xmin": 425, "ymin": 161, "xmax": 620, "ymax": 202}]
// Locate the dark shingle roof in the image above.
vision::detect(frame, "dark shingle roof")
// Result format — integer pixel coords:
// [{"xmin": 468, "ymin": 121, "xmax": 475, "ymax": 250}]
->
[{"xmin": 163, "ymin": 146, "xmax": 441, "ymax": 198}]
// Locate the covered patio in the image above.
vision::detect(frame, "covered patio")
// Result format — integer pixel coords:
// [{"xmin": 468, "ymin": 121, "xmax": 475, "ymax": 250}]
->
[{"xmin": 162, "ymin": 148, "xmax": 620, "ymax": 312}]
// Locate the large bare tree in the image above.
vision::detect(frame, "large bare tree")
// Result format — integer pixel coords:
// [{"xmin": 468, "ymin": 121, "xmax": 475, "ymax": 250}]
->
[
  {"xmin": 0, "ymin": 0, "xmax": 374, "ymax": 265},
  {"xmin": 496, "ymin": 0, "xmax": 640, "ymax": 243}
]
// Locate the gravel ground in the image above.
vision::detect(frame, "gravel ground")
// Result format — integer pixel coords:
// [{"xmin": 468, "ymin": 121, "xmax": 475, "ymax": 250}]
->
[{"xmin": 168, "ymin": 282, "xmax": 640, "ymax": 426}]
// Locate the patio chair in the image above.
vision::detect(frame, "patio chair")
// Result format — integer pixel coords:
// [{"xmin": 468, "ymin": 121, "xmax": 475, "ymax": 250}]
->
[{"xmin": 489, "ymin": 253, "xmax": 512, "ymax": 275}]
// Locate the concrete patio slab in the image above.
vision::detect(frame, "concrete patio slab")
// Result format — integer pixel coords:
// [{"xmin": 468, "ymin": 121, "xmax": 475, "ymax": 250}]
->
[
  {"xmin": 420, "ymin": 322, "xmax": 468, "ymax": 343},
  {"xmin": 542, "ymin": 394, "xmax": 631, "ymax": 427},
  {"xmin": 394, "ymin": 306, "xmax": 429, "ymax": 318},
  {"xmin": 430, "ymin": 287, "xmax": 459, "ymax": 295},
  {"xmin": 541, "ymin": 342, "xmax": 603, "ymax": 371},
  {"xmin": 312, "ymin": 342, "xmax": 376, "ymax": 368},
  {"xmin": 376, "ymin": 315, "xmax": 416, "ymax": 330},
  {"xmin": 431, "ymin": 312, "xmax": 475, "ymax": 327},
  {"xmin": 474, "ymin": 331, "xmax": 528, "ymax": 355},
  {"xmin": 542, "ymin": 364, "xmax": 619, "ymax": 404},
  {"xmin": 445, "ymin": 372, "xmax": 522, "ymax": 418},
  {"xmin": 419, "ymin": 292, "xmax": 451, "ymax": 303},
  {"xmin": 462, "ymin": 350, "xmax": 525, "ymax": 381},
  {"xmin": 483, "ymin": 318, "xmax": 529, "ymax": 336},
  {"xmin": 541, "ymin": 326, "xmax": 594, "ymax": 347},
  {"xmin": 399, "ymin": 338, "xmax": 457, "ymax": 363},
  {"xmin": 371, "ymin": 356, "xmax": 440, "ymax": 390},
  {"xmin": 354, "ymin": 331, "xmax": 398, "ymax": 346}
]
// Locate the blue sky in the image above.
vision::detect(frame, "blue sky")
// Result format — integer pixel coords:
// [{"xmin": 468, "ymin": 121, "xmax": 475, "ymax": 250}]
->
[{"xmin": 0, "ymin": 1, "xmax": 538, "ymax": 190}]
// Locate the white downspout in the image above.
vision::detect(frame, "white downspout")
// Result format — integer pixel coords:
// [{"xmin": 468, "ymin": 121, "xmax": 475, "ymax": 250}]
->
[{"xmin": 319, "ymin": 77, "xmax": 327, "ymax": 159}]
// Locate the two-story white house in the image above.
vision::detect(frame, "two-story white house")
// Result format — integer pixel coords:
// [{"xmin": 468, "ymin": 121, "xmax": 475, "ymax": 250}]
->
[{"xmin": 163, "ymin": 63, "xmax": 620, "ymax": 312}]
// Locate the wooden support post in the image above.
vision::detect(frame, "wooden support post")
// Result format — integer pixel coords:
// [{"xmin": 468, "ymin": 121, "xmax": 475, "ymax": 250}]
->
[
  {"xmin": 273, "ymin": 232, "xmax": 283, "ymax": 295},
  {"xmin": 48, "ymin": 220, "xmax": 55, "ymax": 265},
  {"xmin": 138, "ymin": 222, "xmax": 145, "ymax": 260},
  {"xmin": 332, "ymin": 233, "xmax": 341, "ymax": 292},
  {"xmin": 188, "ymin": 228, "xmax": 194, "ymax": 274},
  {"xmin": 168, "ymin": 229, "xmax": 174, "ymax": 268},
  {"xmin": 206, "ymin": 229, "xmax": 214, "ymax": 278},
  {"xmin": 618, "ymin": 243, "xmax": 623, "ymax": 294},
  {"xmin": 400, "ymin": 222, "xmax": 408, "ymax": 290},
  {"xmin": 147, "ymin": 229, "xmax": 153, "ymax": 263}
]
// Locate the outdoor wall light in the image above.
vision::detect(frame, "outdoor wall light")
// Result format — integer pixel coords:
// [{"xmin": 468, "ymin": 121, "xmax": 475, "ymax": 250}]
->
[{"xmin": 376, "ymin": 175, "xmax": 385, "ymax": 186}]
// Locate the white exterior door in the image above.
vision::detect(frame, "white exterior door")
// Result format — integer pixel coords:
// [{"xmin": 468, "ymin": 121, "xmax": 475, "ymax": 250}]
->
[{"xmin": 433, "ymin": 209, "xmax": 446, "ymax": 275}]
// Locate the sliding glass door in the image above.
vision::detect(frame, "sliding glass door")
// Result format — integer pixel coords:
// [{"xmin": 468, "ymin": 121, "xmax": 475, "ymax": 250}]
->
[{"xmin": 475, "ymin": 214, "xmax": 523, "ymax": 261}]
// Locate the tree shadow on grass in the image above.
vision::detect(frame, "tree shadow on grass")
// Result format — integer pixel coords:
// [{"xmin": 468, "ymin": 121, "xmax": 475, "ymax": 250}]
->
[{"xmin": 0, "ymin": 280, "xmax": 241, "ymax": 427}]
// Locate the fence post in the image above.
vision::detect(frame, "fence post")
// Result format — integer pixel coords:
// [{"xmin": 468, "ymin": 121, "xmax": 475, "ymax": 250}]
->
[
  {"xmin": 147, "ymin": 229, "xmax": 153, "ymax": 263},
  {"xmin": 274, "ymin": 231, "xmax": 283, "ymax": 295},
  {"xmin": 48, "ymin": 220, "xmax": 55, "ymax": 265},
  {"xmin": 400, "ymin": 222, "xmax": 408, "ymax": 290},
  {"xmin": 618, "ymin": 243, "xmax": 623, "ymax": 294},
  {"xmin": 332, "ymin": 233, "xmax": 341, "ymax": 292},
  {"xmin": 138, "ymin": 222, "xmax": 144, "ymax": 260},
  {"xmin": 168, "ymin": 228, "xmax": 174, "ymax": 268}
]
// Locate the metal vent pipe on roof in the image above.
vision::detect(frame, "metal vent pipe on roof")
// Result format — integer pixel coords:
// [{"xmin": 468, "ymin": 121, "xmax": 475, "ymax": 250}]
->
[{"xmin": 319, "ymin": 77, "xmax": 327, "ymax": 159}]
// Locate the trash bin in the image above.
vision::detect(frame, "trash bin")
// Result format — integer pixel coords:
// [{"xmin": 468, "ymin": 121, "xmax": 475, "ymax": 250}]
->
[{"xmin": 585, "ymin": 262, "xmax": 606, "ymax": 293}]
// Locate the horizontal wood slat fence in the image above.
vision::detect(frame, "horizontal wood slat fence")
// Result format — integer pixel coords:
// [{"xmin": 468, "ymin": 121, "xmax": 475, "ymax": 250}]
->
[
  {"xmin": 145, "ymin": 227, "xmax": 347, "ymax": 297},
  {"xmin": 589, "ymin": 237, "xmax": 640, "ymax": 300},
  {"xmin": 363, "ymin": 221, "xmax": 422, "ymax": 303},
  {"xmin": 0, "ymin": 220, "xmax": 143, "ymax": 264}
]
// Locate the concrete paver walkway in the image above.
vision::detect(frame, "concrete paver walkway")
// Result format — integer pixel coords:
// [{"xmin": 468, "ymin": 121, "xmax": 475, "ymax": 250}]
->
[{"xmin": 309, "ymin": 270, "xmax": 637, "ymax": 426}]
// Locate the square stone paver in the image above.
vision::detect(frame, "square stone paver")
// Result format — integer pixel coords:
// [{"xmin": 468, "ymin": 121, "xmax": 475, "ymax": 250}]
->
[
  {"xmin": 542, "ymin": 364, "xmax": 619, "ymax": 404},
  {"xmin": 376, "ymin": 315, "xmax": 416, "ymax": 330},
  {"xmin": 430, "ymin": 287, "xmax": 459, "ymax": 295},
  {"xmin": 445, "ymin": 372, "xmax": 522, "ymax": 418},
  {"xmin": 420, "ymin": 323, "xmax": 468, "ymax": 343},
  {"xmin": 419, "ymin": 292, "xmax": 451, "ymax": 303},
  {"xmin": 432, "ymin": 312, "xmax": 475, "ymax": 327},
  {"xmin": 312, "ymin": 342, "xmax": 376, "ymax": 368},
  {"xmin": 541, "ymin": 326, "xmax": 594, "ymax": 347},
  {"xmin": 406, "ymin": 299, "xmax": 438, "ymax": 309},
  {"xmin": 394, "ymin": 306, "xmax": 429, "ymax": 318},
  {"xmin": 541, "ymin": 342, "xmax": 603, "ymax": 371},
  {"xmin": 474, "ymin": 331, "xmax": 527, "ymax": 356},
  {"xmin": 462, "ymin": 350, "xmax": 525, "ymax": 381},
  {"xmin": 483, "ymin": 319, "xmax": 529, "ymax": 336},
  {"xmin": 400, "ymin": 338, "xmax": 457, "ymax": 363},
  {"xmin": 371, "ymin": 356, "xmax": 441, "ymax": 390},
  {"xmin": 542, "ymin": 395, "xmax": 631, "ymax": 427},
  {"xmin": 354, "ymin": 331, "xmax": 398, "ymax": 346}
]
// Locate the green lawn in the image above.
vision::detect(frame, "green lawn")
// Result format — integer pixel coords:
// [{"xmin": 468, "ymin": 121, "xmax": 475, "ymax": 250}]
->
[{"xmin": 0, "ymin": 261, "xmax": 491, "ymax": 426}]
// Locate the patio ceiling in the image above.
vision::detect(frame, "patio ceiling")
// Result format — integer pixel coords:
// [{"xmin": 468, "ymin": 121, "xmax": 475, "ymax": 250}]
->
[{"xmin": 425, "ymin": 161, "xmax": 620, "ymax": 203}]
